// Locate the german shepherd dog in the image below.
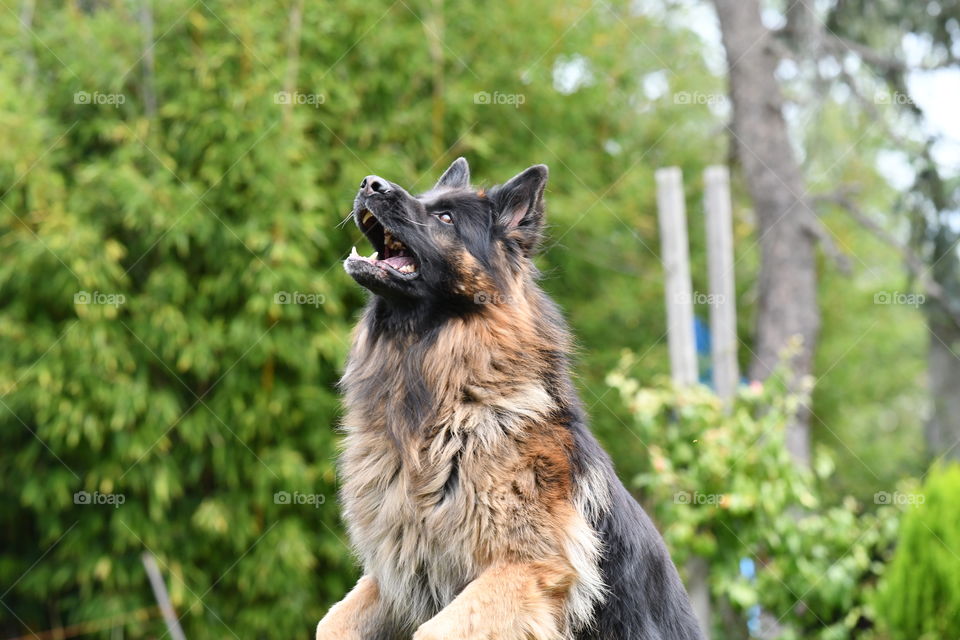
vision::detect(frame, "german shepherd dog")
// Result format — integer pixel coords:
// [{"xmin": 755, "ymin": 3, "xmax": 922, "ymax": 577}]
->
[{"xmin": 317, "ymin": 158, "xmax": 703, "ymax": 640}]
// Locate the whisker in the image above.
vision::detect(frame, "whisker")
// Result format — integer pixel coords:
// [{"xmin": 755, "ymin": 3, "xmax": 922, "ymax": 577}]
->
[
  {"xmin": 397, "ymin": 216, "xmax": 430, "ymax": 228},
  {"xmin": 334, "ymin": 209, "xmax": 430, "ymax": 231},
  {"xmin": 336, "ymin": 211, "xmax": 355, "ymax": 229}
]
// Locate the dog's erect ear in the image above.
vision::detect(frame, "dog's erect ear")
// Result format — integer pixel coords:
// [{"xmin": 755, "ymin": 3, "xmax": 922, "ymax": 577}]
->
[
  {"xmin": 435, "ymin": 157, "xmax": 470, "ymax": 189},
  {"xmin": 495, "ymin": 164, "xmax": 548, "ymax": 255}
]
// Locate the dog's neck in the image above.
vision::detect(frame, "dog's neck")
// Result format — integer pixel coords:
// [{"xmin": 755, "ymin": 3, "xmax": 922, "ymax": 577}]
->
[{"xmin": 341, "ymin": 286, "xmax": 573, "ymax": 446}]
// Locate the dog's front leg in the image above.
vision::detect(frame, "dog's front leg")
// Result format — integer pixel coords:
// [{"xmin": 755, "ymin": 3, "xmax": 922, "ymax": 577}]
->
[
  {"xmin": 316, "ymin": 575, "xmax": 381, "ymax": 640},
  {"xmin": 413, "ymin": 561, "xmax": 573, "ymax": 640}
]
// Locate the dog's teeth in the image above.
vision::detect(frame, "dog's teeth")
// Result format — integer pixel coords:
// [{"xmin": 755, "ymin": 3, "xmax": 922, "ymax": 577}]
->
[
  {"xmin": 368, "ymin": 251, "xmax": 378, "ymax": 260},
  {"xmin": 350, "ymin": 246, "xmax": 360, "ymax": 258},
  {"xmin": 362, "ymin": 211, "xmax": 373, "ymax": 224}
]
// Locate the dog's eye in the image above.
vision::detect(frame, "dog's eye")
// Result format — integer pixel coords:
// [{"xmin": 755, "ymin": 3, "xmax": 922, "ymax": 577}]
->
[{"xmin": 434, "ymin": 212, "xmax": 454, "ymax": 225}]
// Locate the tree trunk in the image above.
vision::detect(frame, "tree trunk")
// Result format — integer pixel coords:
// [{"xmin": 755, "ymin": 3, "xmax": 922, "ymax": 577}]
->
[
  {"xmin": 926, "ymin": 316, "xmax": 960, "ymax": 461},
  {"xmin": 712, "ymin": 0, "xmax": 820, "ymax": 467},
  {"xmin": 926, "ymin": 232, "xmax": 960, "ymax": 461}
]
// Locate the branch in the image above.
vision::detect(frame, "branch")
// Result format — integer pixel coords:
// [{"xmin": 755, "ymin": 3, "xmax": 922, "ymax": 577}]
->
[
  {"xmin": 768, "ymin": 35, "xmax": 795, "ymax": 63},
  {"xmin": 823, "ymin": 33, "xmax": 907, "ymax": 72},
  {"xmin": 19, "ymin": 0, "xmax": 37, "ymax": 88},
  {"xmin": 282, "ymin": 0, "xmax": 304, "ymax": 127},
  {"xmin": 138, "ymin": 0, "xmax": 157, "ymax": 119},
  {"xmin": 801, "ymin": 214, "xmax": 852, "ymax": 275},
  {"xmin": 829, "ymin": 32, "xmax": 960, "ymax": 72},
  {"xmin": 774, "ymin": 20, "xmax": 960, "ymax": 74},
  {"xmin": 813, "ymin": 190, "xmax": 960, "ymax": 326},
  {"xmin": 835, "ymin": 65, "xmax": 919, "ymax": 149}
]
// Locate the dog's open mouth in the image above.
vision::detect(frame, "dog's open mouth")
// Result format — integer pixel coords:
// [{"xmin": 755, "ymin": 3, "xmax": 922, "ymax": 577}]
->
[{"xmin": 348, "ymin": 208, "xmax": 420, "ymax": 278}]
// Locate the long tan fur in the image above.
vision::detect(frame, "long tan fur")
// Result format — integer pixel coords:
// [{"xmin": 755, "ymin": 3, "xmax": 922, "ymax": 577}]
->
[{"xmin": 320, "ymin": 256, "xmax": 605, "ymax": 639}]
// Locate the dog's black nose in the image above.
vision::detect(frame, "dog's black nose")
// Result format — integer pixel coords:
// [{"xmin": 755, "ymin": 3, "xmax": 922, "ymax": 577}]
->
[{"xmin": 360, "ymin": 175, "xmax": 391, "ymax": 196}]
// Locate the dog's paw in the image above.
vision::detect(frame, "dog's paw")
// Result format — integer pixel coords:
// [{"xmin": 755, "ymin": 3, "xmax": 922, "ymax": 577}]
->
[
  {"xmin": 413, "ymin": 616, "xmax": 465, "ymax": 640},
  {"xmin": 315, "ymin": 619, "xmax": 334, "ymax": 640},
  {"xmin": 316, "ymin": 617, "xmax": 354, "ymax": 640}
]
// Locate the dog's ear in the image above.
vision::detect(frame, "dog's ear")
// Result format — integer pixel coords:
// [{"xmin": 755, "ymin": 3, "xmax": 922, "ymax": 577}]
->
[
  {"xmin": 435, "ymin": 157, "xmax": 470, "ymax": 189},
  {"xmin": 495, "ymin": 164, "xmax": 548, "ymax": 255}
]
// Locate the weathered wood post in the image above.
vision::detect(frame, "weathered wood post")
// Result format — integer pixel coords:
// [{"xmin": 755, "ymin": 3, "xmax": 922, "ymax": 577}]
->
[
  {"xmin": 142, "ymin": 552, "xmax": 187, "ymax": 640},
  {"xmin": 656, "ymin": 167, "xmax": 698, "ymax": 386},
  {"xmin": 656, "ymin": 167, "xmax": 710, "ymax": 638},
  {"xmin": 704, "ymin": 166, "xmax": 739, "ymax": 400}
]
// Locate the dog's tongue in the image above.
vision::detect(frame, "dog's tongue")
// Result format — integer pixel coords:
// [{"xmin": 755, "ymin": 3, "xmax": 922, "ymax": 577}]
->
[{"xmin": 382, "ymin": 255, "xmax": 415, "ymax": 269}]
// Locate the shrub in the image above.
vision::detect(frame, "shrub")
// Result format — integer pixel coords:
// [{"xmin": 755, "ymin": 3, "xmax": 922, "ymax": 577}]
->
[
  {"xmin": 874, "ymin": 464, "xmax": 960, "ymax": 640},
  {"xmin": 607, "ymin": 354, "xmax": 902, "ymax": 640}
]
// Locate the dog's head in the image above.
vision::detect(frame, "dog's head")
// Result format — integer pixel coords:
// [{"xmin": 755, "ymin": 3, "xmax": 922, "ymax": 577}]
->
[{"xmin": 344, "ymin": 158, "xmax": 548, "ymax": 305}]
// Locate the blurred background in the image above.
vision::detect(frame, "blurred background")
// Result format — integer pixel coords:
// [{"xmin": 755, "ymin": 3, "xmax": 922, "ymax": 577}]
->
[{"xmin": 1, "ymin": 0, "xmax": 959, "ymax": 638}]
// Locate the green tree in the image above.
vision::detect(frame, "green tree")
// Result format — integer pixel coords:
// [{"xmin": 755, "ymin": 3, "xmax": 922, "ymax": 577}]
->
[
  {"xmin": 875, "ymin": 464, "xmax": 960, "ymax": 640},
  {"xmin": 778, "ymin": 0, "xmax": 960, "ymax": 465}
]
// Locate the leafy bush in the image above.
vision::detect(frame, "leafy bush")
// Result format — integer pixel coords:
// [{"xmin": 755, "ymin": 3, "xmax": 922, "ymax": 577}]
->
[
  {"xmin": 874, "ymin": 464, "xmax": 960, "ymax": 640},
  {"xmin": 607, "ymin": 355, "xmax": 902, "ymax": 640}
]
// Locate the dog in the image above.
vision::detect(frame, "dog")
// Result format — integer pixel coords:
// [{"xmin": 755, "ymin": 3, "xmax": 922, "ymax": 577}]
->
[{"xmin": 317, "ymin": 158, "xmax": 704, "ymax": 640}]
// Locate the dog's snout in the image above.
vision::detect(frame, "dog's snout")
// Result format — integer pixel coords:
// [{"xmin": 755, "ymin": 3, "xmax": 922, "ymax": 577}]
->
[{"xmin": 360, "ymin": 175, "xmax": 391, "ymax": 196}]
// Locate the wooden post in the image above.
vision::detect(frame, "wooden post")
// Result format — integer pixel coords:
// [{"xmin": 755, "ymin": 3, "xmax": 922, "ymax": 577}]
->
[
  {"xmin": 656, "ymin": 167, "xmax": 709, "ymax": 638},
  {"xmin": 142, "ymin": 552, "xmax": 187, "ymax": 640},
  {"xmin": 704, "ymin": 166, "xmax": 739, "ymax": 400},
  {"xmin": 138, "ymin": 0, "xmax": 157, "ymax": 119},
  {"xmin": 655, "ymin": 167, "xmax": 697, "ymax": 386}
]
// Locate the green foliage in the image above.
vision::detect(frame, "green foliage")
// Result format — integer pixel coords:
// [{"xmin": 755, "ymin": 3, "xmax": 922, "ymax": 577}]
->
[
  {"xmin": 874, "ymin": 464, "xmax": 960, "ymax": 640},
  {"xmin": 607, "ymin": 357, "xmax": 902, "ymax": 640},
  {"xmin": 0, "ymin": 1, "xmax": 933, "ymax": 638},
  {"xmin": 0, "ymin": 1, "xmax": 722, "ymax": 638},
  {"xmin": 797, "ymin": 87, "xmax": 929, "ymax": 504}
]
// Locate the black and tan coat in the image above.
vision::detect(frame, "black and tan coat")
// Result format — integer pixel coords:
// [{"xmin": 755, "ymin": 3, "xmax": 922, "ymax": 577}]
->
[{"xmin": 316, "ymin": 158, "xmax": 703, "ymax": 640}]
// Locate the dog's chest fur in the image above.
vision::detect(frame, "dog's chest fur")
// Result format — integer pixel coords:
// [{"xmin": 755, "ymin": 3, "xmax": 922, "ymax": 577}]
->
[
  {"xmin": 337, "ymin": 312, "xmax": 605, "ymax": 632},
  {"xmin": 340, "ymin": 380, "xmax": 563, "ymax": 624}
]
